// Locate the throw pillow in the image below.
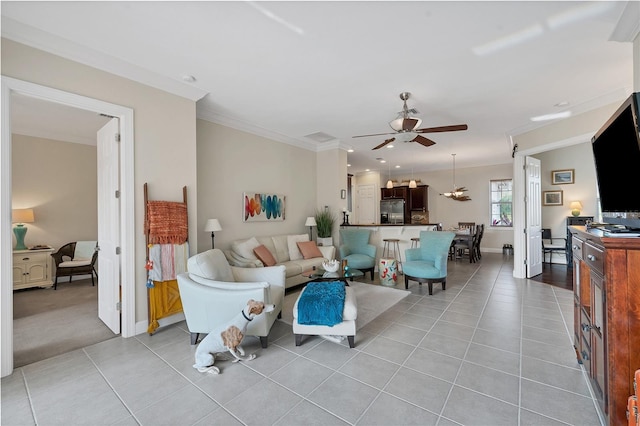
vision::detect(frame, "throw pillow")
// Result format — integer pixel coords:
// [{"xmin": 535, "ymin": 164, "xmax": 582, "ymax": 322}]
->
[
  {"xmin": 287, "ymin": 234, "xmax": 309, "ymax": 261},
  {"xmin": 231, "ymin": 237, "xmax": 261, "ymax": 260},
  {"xmin": 253, "ymin": 244, "xmax": 277, "ymax": 266},
  {"xmin": 297, "ymin": 241, "xmax": 323, "ymax": 260}
]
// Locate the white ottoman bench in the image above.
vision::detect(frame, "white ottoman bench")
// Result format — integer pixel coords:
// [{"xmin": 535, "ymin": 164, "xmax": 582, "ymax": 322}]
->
[{"xmin": 293, "ymin": 285, "xmax": 357, "ymax": 348}]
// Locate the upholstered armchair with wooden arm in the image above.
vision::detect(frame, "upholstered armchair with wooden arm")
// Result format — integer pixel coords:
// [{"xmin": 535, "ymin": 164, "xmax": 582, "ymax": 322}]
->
[
  {"xmin": 176, "ymin": 249, "xmax": 285, "ymax": 347},
  {"xmin": 51, "ymin": 241, "xmax": 98, "ymax": 290}
]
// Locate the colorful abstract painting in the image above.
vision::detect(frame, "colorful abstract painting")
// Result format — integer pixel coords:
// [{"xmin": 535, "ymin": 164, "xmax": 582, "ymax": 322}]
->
[{"xmin": 243, "ymin": 192, "xmax": 286, "ymax": 222}]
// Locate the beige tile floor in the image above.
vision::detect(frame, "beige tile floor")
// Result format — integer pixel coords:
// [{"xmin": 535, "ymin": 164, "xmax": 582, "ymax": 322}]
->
[{"xmin": 2, "ymin": 254, "xmax": 603, "ymax": 425}]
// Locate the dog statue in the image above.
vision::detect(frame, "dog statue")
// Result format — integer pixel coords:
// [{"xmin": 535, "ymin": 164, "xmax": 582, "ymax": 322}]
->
[{"xmin": 193, "ymin": 299, "xmax": 275, "ymax": 374}]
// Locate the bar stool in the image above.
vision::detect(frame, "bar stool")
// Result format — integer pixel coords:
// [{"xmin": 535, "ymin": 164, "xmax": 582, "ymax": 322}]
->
[
  {"xmin": 411, "ymin": 237, "xmax": 420, "ymax": 248},
  {"xmin": 382, "ymin": 238, "xmax": 402, "ymax": 272}
]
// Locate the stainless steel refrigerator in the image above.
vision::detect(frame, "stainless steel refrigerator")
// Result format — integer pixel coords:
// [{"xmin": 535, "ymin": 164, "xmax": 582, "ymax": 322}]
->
[{"xmin": 380, "ymin": 199, "xmax": 405, "ymax": 224}]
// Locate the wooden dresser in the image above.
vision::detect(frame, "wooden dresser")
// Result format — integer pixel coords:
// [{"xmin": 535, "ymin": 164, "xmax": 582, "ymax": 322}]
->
[{"xmin": 569, "ymin": 226, "xmax": 640, "ymax": 425}]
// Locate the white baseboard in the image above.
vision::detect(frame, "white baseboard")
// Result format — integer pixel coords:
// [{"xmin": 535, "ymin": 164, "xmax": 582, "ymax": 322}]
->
[{"xmin": 134, "ymin": 312, "xmax": 185, "ymax": 336}]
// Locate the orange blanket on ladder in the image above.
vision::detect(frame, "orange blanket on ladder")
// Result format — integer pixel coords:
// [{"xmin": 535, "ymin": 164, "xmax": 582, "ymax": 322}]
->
[{"xmin": 145, "ymin": 201, "xmax": 188, "ymax": 244}]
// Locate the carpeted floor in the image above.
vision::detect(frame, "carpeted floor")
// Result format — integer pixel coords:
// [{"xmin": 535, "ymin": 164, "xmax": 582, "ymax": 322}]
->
[
  {"xmin": 13, "ymin": 278, "xmax": 118, "ymax": 367},
  {"xmin": 280, "ymin": 280, "xmax": 410, "ymax": 330}
]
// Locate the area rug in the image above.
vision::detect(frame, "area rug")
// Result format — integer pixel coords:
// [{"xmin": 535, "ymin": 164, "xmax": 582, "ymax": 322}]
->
[{"xmin": 279, "ymin": 281, "xmax": 410, "ymax": 330}]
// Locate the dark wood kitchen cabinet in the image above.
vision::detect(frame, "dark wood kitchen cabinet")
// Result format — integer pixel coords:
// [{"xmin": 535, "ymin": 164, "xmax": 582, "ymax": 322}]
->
[
  {"xmin": 381, "ymin": 187, "xmax": 407, "ymax": 200},
  {"xmin": 409, "ymin": 186, "xmax": 428, "ymax": 212}
]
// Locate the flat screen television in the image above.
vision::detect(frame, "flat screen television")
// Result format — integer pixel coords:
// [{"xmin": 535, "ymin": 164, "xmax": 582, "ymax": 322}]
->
[{"xmin": 591, "ymin": 92, "xmax": 640, "ymax": 230}]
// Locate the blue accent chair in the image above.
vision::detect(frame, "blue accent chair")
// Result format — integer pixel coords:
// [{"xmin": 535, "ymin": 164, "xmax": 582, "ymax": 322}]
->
[
  {"xmin": 403, "ymin": 231, "xmax": 456, "ymax": 294},
  {"xmin": 339, "ymin": 229, "xmax": 376, "ymax": 280}
]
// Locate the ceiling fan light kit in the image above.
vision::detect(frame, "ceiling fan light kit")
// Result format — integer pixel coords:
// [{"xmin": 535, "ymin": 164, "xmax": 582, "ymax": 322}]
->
[{"xmin": 352, "ymin": 91, "xmax": 468, "ymax": 151}]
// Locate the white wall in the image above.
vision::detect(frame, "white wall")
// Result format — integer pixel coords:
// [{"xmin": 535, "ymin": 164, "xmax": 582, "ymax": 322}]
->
[
  {"xmin": 196, "ymin": 119, "xmax": 319, "ymax": 252},
  {"xmin": 11, "ymin": 134, "xmax": 97, "ymax": 249},
  {"xmin": 354, "ymin": 162, "xmax": 515, "ymax": 252},
  {"xmin": 532, "ymin": 142, "xmax": 598, "ymax": 263},
  {"xmin": 2, "ymin": 39, "xmax": 197, "ymax": 323}
]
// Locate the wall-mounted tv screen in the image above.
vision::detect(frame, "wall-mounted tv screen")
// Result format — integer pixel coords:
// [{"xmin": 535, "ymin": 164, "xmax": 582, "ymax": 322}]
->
[{"xmin": 591, "ymin": 92, "xmax": 640, "ymax": 228}]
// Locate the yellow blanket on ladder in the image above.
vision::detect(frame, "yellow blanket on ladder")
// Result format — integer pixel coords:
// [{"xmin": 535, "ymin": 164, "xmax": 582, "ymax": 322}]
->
[{"xmin": 147, "ymin": 279, "xmax": 183, "ymax": 334}]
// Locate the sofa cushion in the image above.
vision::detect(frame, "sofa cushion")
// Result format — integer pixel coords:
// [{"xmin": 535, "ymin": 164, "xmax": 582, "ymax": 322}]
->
[
  {"xmin": 270, "ymin": 235, "xmax": 290, "ymax": 264},
  {"xmin": 297, "ymin": 241, "xmax": 323, "ymax": 259},
  {"xmin": 187, "ymin": 249, "xmax": 235, "ymax": 282},
  {"xmin": 231, "ymin": 237, "xmax": 261, "ymax": 261},
  {"xmin": 253, "ymin": 244, "xmax": 277, "ymax": 266},
  {"xmin": 287, "ymin": 234, "xmax": 309, "ymax": 261}
]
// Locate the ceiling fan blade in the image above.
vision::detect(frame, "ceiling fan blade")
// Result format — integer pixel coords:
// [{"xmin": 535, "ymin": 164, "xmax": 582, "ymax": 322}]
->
[
  {"xmin": 412, "ymin": 135, "xmax": 436, "ymax": 147},
  {"xmin": 414, "ymin": 124, "xmax": 468, "ymax": 133},
  {"xmin": 372, "ymin": 137, "xmax": 396, "ymax": 150},
  {"xmin": 353, "ymin": 131, "xmax": 396, "ymax": 138},
  {"xmin": 402, "ymin": 118, "xmax": 419, "ymax": 131}
]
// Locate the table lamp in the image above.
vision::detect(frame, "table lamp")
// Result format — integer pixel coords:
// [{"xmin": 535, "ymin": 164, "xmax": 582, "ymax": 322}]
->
[
  {"xmin": 12, "ymin": 208, "xmax": 35, "ymax": 250},
  {"xmin": 305, "ymin": 216, "xmax": 317, "ymax": 240},
  {"xmin": 570, "ymin": 201, "xmax": 583, "ymax": 217},
  {"xmin": 204, "ymin": 219, "xmax": 222, "ymax": 249}
]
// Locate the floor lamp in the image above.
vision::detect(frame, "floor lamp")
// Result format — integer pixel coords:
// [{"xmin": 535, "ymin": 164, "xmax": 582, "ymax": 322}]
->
[{"xmin": 204, "ymin": 219, "xmax": 222, "ymax": 249}]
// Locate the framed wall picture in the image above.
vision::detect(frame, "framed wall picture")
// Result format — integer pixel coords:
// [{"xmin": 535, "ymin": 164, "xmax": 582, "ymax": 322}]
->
[
  {"xmin": 243, "ymin": 192, "xmax": 286, "ymax": 222},
  {"xmin": 551, "ymin": 169, "xmax": 574, "ymax": 185},
  {"xmin": 543, "ymin": 190, "xmax": 563, "ymax": 206}
]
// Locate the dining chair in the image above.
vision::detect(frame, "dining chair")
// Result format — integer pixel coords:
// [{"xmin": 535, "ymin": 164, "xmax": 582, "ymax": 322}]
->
[
  {"xmin": 541, "ymin": 228, "xmax": 566, "ymax": 264},
  {"xmin": 458, "ymin": 222, "xmax": 476, "ymax": 234},
  {"xmin": 474, "ymin": 224, "xmax": 485, "ymax": 260}
]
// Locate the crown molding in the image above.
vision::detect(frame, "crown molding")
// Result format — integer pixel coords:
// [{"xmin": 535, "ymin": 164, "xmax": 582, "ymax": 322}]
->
[
  {"xmin": 196, "ymin": 105, "xmax": 319, "ymax": 151},
  {"xmin": 1, "ymin": 17, "xmax": 209, "ymax": 102},
  {"xmin": 610, "ymin": 1, "xmax": 640, "ymax": 42}
]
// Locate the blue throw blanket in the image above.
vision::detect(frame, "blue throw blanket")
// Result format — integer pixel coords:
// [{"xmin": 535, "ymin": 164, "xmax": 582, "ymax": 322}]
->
[{"xmin": 297, "ymin": 281, "xmax": 345, "ymax": 326}]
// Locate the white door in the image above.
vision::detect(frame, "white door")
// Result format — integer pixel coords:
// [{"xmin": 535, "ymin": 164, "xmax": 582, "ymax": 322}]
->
[
  {"xmin": 97, "ymin": 119, "xmax": 121, "ymax": 333},
  {"xmin": 357, "ymin": 184, "xmax": 377, "ymax": 224},
  {"xmin": 525, "ymin": 156, "xmax": 542, "ymax": 278}
]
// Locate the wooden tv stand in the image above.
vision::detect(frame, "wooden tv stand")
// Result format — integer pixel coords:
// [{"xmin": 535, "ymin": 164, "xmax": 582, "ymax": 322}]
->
[{"xmin": 569, "ymin": 226, "xmax": 640, "ymax": 425}]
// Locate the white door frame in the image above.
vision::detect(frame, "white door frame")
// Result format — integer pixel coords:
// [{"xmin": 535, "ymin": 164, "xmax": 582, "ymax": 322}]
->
[
  {"xmin": 512, "ymin": 132, "xmax": 594, "ymax": 278},
  {"xmin": 1, "ymin": 76, "xmax": 136, "ymax": 377}
]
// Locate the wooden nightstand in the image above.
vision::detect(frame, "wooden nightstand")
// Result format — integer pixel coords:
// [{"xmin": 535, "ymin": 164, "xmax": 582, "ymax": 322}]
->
[{"xmin": 13, "ymin": 248, "xmax": 54, "ymax": 290}]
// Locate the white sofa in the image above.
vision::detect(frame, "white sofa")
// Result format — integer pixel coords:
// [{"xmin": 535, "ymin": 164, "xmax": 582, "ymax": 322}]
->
[
  {"xmin": 176, "ymin": 249, "xmax": 285, "ymax": 347},
  {"xmin": 223, "ymin": 234, "xmax": 336, "ymax": 289}
]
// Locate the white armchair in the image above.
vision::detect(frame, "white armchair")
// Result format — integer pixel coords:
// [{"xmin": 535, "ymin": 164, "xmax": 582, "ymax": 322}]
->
[{"xmin": 176, "ymin": 249, "xmax": 285, "ymax": 347}]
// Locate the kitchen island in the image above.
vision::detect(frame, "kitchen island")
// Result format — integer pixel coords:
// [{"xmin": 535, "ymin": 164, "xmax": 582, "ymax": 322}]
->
[{"xmin": 340, "ymin": 223, "xmax": 442, "ymax": 265}]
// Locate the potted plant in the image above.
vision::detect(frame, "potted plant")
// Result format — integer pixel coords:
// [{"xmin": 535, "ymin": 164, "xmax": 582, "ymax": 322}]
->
[{"xmin": 315, "ymin": 209, "xmax": 336, "ymax": 247}]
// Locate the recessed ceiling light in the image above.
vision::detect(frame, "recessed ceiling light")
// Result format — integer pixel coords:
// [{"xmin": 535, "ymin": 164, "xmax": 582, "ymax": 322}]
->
[
  {"xmin": 347, "ymin": 149, "xmax": 354, "ymax": 153},
  {"xmin": 386, "ymin": 144, "xmax": 394, "ymax": 148},
  {"xmin": 347, "ymin": 164, "xmax": 351, "ymax": 167},
  {"xmin": 395, "ymin": 165, "xmax": 401, "ymax": 168},
  {"xmin": 380, "ymin": 160, "xmax": 386, "ymax": 163},
  {"xmin": 365, "ymin": 169, "xmax": 370, "ymax": 172},
  {"xmin": 182, "ymin": 74, "xmax": 196, "ymax": 83}
]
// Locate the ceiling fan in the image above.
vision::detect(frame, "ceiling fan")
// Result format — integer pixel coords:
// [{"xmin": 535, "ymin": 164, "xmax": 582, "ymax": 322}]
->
[{"xmin": 352, "ymin": 92, "xmax": 468, "ymax": 150}]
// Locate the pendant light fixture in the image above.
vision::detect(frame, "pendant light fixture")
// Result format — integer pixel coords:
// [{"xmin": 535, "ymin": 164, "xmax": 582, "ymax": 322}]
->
[
  {"xmin": 442, "ymin": 154, "xmax": 471, "ymax": 201},
  {"xmin": 409, "ymin": 168, "xmax": 417, "ymax": 188},
  {"xmin": 386, "ymin": 163, "xmax": 393, "ymax": 188}
]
